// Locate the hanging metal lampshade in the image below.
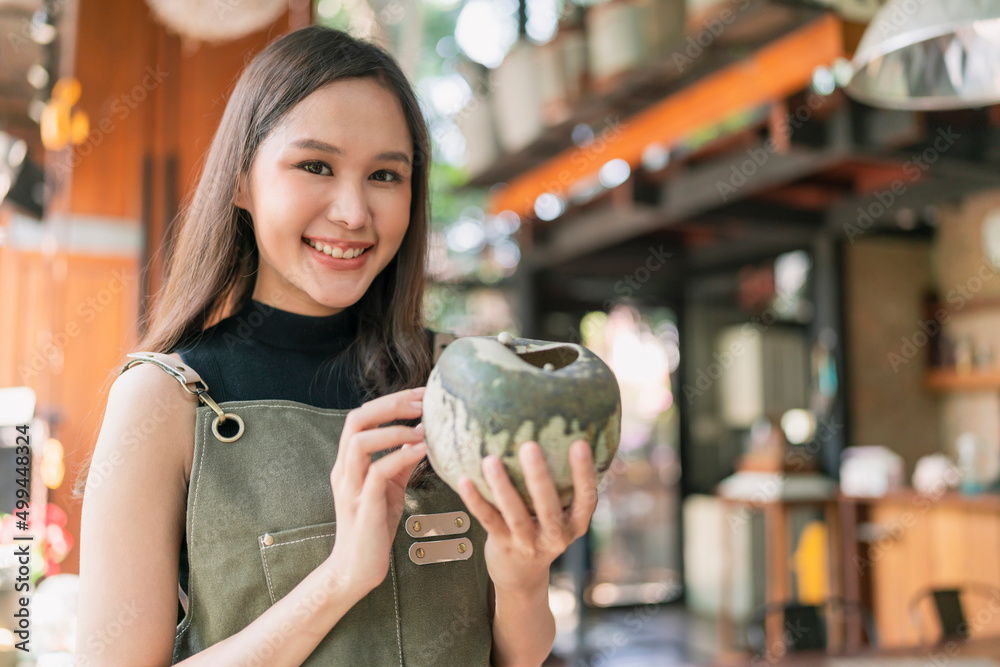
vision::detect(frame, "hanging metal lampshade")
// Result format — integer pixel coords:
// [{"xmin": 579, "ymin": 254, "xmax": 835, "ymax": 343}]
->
[{"xmin": 846, "ymin": 0, "xmax": 1000, "ymax": 110}]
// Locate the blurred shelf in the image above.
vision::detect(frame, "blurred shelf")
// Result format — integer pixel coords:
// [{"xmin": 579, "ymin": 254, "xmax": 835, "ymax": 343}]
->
[
  {"xmin": 923, "ymin": 368, "xmax": 1000, "ymax": 392},
  {"xmin": 462, "ymin": 1, "xmax": 831, "ymax": 190},
  {"xmin": 841, "ymin": 490, "xmax": 1000, "ymax": 511},
  {"xmin": 929, "ymin": 295, "xmax": 1000, "ymax": 316}
]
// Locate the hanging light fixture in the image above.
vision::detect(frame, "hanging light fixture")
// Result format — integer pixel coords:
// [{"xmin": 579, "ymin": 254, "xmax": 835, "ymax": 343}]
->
[{"xmin": 846, "ymin": 0, "xmax": 1000, "ymax": 110}]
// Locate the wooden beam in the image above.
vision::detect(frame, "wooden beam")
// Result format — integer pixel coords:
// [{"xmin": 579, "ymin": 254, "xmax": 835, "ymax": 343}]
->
[
  {"xmin": 529, "ymin": 142, "xmax": 851, "ymax": 268},
  {"xmin": 488, "ymin": 12, "xmax": 845, "ymax": 219}
]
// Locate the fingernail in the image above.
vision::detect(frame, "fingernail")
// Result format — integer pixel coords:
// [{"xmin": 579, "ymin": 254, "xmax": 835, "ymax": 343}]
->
[
  {"xmin": 413, "ymin": 442, "xmax": 427, "ymax": 454},
  {"xmin": 486, "ymin": 456, "xmax": 503, "ymax": 474},
  {"xmin": 411, "ymin": 400, "xmax": 424, "ymax": 409},
  {"xmin": 573, "ymin": 442, "xmax": 590, "ymax": 458},
  {"xmin": 412, "ymin": 387, "xmax": 426, "ymax": 396},
  {"xmin": 415, "ymin": 423, "xmax": 424, "ymax": 434}
]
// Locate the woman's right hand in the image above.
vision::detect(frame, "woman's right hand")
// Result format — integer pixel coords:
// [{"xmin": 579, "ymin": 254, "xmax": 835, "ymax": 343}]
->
[{"xmin": 326, "ymin": 386, "xmax": 427, "ymax": 597}]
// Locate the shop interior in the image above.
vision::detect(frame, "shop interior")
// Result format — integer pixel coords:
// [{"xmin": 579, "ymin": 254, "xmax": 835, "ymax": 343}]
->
[{"xmin": 3, "ymin": 0, "xmax": 1000, "ymax": 665}]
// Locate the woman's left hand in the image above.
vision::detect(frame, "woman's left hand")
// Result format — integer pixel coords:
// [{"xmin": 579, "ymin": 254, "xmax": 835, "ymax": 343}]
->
[{"xmin": 456, "ymin": 439, "xmax": 598, "ymax": 591}]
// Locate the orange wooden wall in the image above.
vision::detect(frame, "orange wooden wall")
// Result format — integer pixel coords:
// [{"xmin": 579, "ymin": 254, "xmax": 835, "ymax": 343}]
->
[{"xmin": 0, "ymin": 0, "xmax": 309, "ymax": 574}]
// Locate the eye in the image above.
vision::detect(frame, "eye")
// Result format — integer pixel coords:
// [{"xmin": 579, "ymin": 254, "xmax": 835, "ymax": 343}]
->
[
  {"xmin": 299, "ymin": 161, "xmax": 332, "ymax": 176},
  {"xmin": 371, "ymin": 169, "xmax": 403, "ymax": 183}
]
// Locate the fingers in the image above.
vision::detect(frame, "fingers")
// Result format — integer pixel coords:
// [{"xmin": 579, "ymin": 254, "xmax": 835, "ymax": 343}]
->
[
  {"xmin": 456, "ymin": 477, "xmax": 509, "ymax": 541},
  {"xmin": 566, "ymin": 440, "xmax": 598, "ymax": 539},
  {"xmin": 359, "ymin": 443, "xmax": 427, "ymax": 501},
  {"xmin": 342, "ymin": 387, "xmax": 424, "ymax": 441},
  {"xmin": 339, "ymin": 424, "xmax": 423, "ymax": 490},
  {"xmin": 482, "ymin": 454, "xmax": 537, "ymax": 551},
  {"xmin": 518, "ymin": 441, "xmax": 566, "ymax": 549},
  {"xmin": 332, "ymin": 386, "xmax": 425, "ymax": 495}
]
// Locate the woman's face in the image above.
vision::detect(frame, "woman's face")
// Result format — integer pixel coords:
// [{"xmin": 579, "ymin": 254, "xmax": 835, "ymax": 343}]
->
[{"xmin": 236, "ymin": 77, "xmax": 413, "ymax": 316}]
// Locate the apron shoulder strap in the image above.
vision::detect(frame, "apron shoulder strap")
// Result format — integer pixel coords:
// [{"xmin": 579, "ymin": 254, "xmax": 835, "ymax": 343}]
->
[
  {"xmin": 120, "ymin": 351, "xmax": 206, "ymax": 389},
  {"xmin": 120, "ymin": 352, "xmax": 241, "ymax": 441}
]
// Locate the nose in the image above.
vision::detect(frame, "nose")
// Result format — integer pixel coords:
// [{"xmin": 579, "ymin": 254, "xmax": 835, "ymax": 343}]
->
[{"xmin": 325, "ymin": 180, "xmax": 371, "ymax": 230}]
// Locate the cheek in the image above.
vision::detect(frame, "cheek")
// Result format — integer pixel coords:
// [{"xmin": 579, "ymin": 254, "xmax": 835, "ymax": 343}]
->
[{"xmin": 378, "ymin": 192, "xmax": 411, "ymax": 241}]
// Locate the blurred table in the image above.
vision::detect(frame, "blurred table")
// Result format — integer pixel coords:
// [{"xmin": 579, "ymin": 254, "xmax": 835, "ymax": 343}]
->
[
  {"xmin": 716, "ymin": 474, "xmax": 841, "ymax": 654},
  {"xmin": 717, "ymin": 636, "xmax": 1000, "ymax": 665}
]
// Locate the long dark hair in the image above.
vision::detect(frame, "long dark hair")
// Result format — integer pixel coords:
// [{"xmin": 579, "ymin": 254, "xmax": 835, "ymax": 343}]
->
[{"xmin": 75, "ymin": 26, "xmax": 436, "ymax": 496}]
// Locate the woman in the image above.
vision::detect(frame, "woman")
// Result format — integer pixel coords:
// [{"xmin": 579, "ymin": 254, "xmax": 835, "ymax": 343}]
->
[{"xmin": 76, "ymin": 25, "xmax": 597, "ymax": 666}]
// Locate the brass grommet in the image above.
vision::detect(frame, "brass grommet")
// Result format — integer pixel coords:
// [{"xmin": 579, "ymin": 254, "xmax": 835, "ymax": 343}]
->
[
  {"xmin": 212, "ymin": 413, "xmax": 245, "ymax": 442},
  {"xmin": 458, "ymin": 542, "xmax": 467, "ymax": 554},
  {"xmin": 415, "ymin": 547, "xmax": 425, "ymax": 559},
  {"xmin": 262, "ymin": 533, "xmax": 274, "ymax": 546},
  {"xmin": 455, "ymin": 517, "xmax": 464, "ymax": 528},
  {"xmin": 413, "ymin": 521, "xmax": 422, "ymax": 532}
]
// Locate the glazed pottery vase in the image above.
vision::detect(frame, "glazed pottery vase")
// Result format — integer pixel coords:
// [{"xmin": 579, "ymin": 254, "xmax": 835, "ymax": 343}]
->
[{"xmin": 422, "ymin": 333, "xmax": 621, "ymax": 512}]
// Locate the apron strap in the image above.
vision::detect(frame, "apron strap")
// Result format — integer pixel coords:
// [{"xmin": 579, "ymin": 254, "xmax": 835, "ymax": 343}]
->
[
  {"xmin": 121, "ymin": 351, "xmax": 205, "ymax": 388},
  {"xmin": 120, "ymin": 352, "xmax": 236, "ymax": 436}
]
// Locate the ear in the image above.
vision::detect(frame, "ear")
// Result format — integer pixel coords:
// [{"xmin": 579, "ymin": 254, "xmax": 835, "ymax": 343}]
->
[{"xmin": 233, "ymin": 175, "xmax": 250, "ymax": 210}]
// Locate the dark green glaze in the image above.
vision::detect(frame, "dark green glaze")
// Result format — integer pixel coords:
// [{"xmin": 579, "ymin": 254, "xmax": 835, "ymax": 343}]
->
[{"xmin": 423, "ymin": 335, "xmax": 622, "ymax": 511}]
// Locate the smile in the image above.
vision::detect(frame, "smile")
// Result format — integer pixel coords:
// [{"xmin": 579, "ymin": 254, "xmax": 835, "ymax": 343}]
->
[{"xmin": 304, "ymin": 238, "xmax": 370, "ymax": 259}]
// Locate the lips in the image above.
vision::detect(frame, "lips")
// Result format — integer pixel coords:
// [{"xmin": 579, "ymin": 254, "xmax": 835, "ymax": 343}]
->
[{"xmin": 304, "ymin": 238, "xmax": 370, "ymax": 259}]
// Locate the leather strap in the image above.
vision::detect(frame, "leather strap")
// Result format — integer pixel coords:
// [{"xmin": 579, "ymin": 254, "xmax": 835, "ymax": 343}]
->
[
  {"xmin": 119, "ymin": 352, "xmax": 233, "ymax": 433},
  {"xmin": 121, "ymin": 351, "xmax": 207, "ymax": 391},
  {"xmin": 408, "ymin": 536, "xmax": 473, "ymax": 565},
  {"xmin": 405, "ymin": 511, "xmax": 470, "ymax": 538}
]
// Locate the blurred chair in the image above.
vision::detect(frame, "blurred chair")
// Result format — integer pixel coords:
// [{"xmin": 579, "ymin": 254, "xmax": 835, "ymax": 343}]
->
[
  {"xmin": 748, "ymin": 597, "xmax": 879, "ymax": 655},
  {"xmin": 908, "ymin": 583, "xmax": 1000, "ymax": 647}
]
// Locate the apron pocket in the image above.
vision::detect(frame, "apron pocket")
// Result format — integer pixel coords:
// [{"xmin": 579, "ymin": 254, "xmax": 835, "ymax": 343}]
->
[{"xmin": 259, "ymin": 521, "xmax": 337, "ymax": 605}]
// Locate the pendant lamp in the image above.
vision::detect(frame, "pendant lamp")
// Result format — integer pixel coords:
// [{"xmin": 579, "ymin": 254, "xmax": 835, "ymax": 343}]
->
[{"xmin": 846, "ymin": 0, "xmax": 1000, "ymax": 110}]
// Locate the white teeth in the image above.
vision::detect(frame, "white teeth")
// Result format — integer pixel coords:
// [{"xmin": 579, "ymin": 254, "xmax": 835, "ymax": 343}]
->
[{"xmin": 306, "ymin": 239, "xmax": 366, "ymax": 259}]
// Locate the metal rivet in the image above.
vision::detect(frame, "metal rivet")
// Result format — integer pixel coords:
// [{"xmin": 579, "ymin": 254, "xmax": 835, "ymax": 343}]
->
[
  {"xmin": 543, "ymin": 363, "xmax": 554, "ymax": 371},
  {"xmin": 262, "ymin": 533, "xmax": 274, "ymax": 546},
  {"xmin": 415, "ymin": 547, "xmax": 425, "ymax": 558},
  {"xmin": 413, "ymin": 521, "xmax": 421, "ymax": 532},
  {"xmin": 458, "ymin": 542, "xmax": 467, "ymax": 553},
  {"xmin": 455, "ymin": 517, "xmax": 464, "ymax": 528}
]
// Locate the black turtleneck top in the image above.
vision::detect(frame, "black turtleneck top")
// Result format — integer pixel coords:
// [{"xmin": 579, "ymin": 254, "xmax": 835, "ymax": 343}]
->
[{"xmin": 171, "ymin": 298, "xmax": 434, "ymax": 608}]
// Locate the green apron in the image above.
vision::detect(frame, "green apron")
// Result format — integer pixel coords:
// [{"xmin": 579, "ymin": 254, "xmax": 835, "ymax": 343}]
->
[{"xmin": 120, "ymin": 349, "xmax": 493, "ymax": 666}]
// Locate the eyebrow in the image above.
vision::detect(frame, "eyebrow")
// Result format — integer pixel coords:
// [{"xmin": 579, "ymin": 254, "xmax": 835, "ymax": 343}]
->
[{"xmin": 290, "ymin": 138, "xmax": 411, "ymax": 166}]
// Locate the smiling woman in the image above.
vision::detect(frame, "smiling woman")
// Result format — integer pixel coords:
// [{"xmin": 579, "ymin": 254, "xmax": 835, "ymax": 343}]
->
[{"xmin": 74, "ymin": 24, "xmax": 594, "ymax": 667}]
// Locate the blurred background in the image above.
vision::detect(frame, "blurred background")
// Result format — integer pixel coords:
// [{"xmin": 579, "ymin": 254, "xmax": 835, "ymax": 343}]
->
[{"xmin": 3, "ymin": 0, "xmax": 1000, "ymax": 665}]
